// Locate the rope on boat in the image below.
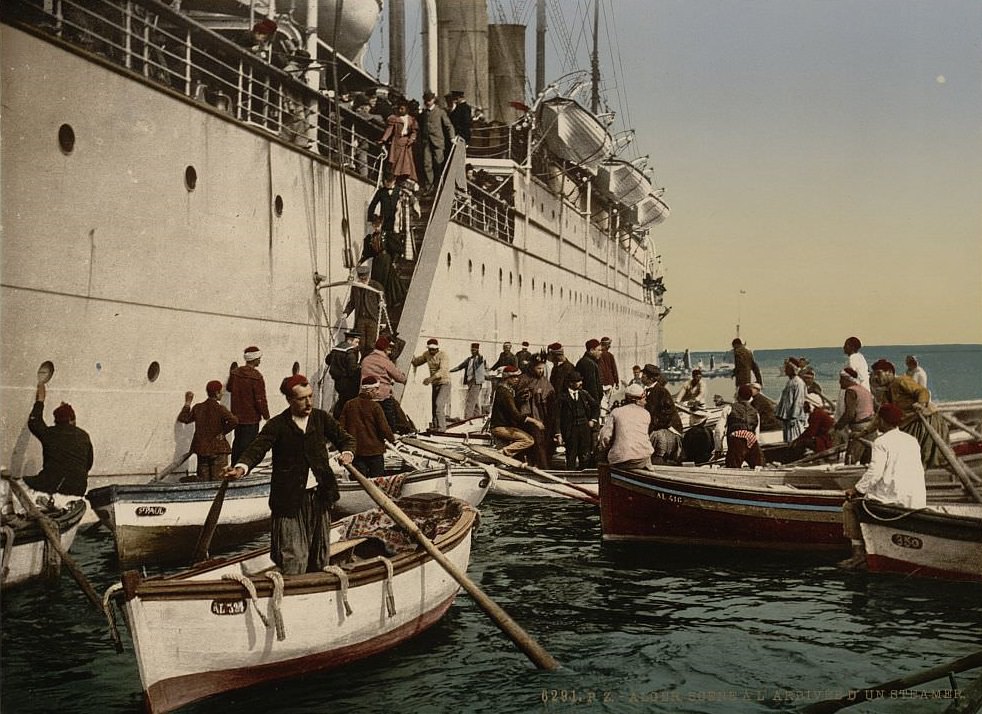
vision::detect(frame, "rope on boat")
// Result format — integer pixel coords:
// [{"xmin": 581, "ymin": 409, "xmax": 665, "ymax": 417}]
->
[
  {"xmin": 1, "ymin": 525, "xmax": 14, "ymax": 583},
  {"xmin": 222, "ymin": 573, "xmax": 270, "ymax": 629},
  {"xmin": 380, "ymin": 556, "xmax": 396, "ymax": 617},
  {"xmin": 101, "ymin": 583, "xmax": 125, "ymax": 653},
  {"xmin": 861, "ymin": 499, "xmax": 926, "ymax": 522},
  {"xmin": 322, "ymin": 565, "xmax": 353, "ymax": 616},
  {"xmin": 263, "ymin": 571, "xmax": 286, "ymax": 641}
]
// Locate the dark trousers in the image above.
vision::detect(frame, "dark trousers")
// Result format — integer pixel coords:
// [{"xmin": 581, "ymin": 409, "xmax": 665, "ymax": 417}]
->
[
  {"xmin": 354, "ymin": 454, "xmax": 385, "ymax": 478},
  {"xmin": 380, "ymin": 397, "xmax": 400, "ymax": 434},
  {"xmin": 564, "ymin": 423, "xmax": 592, "ymax": 469},
  {"xmin": 725, "ymin": 435, "xmax": 763, "ymax": 468},
  {"xmin": 270, "ymin": 490, "xmax": 332, "ymax": 575},
  {"xmin": 230, "ymin": 423, "xmax": 259, "ymax": 464}
]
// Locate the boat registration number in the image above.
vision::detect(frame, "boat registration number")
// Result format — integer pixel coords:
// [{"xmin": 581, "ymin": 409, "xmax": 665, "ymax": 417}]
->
[
  {"xmin": 890, "ymin": 533, "xmax": 923, "ymax": 550},
  {"xmin": 211, "ymin": 599, "xmax": 247, "ymax": 616},
  {"xmin": 135, "ymin": 506, "xmax": 166, "ymax": 517}
]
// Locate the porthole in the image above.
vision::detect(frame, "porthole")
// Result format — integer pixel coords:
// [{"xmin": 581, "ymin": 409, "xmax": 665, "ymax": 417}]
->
[
  {"xmin": 509, "ymin": 272, "xmax": 513, "ymax": 285},
  {"xmin": 184, "ymin": 165, "xmax": 197, "ymax": 191},
  {"xmin": 532, "ymin": 278, "xmax": 535, "ymax": 290},
  {"xmin": 147, "ymin": 361, "xmax": 161, "ymax": 382},
  {"xmin": 499, "ymin": 268, "xmax": 503, "ymax": 282},
  {"xmin": 274, "ymin": 195, "xmax": 284, "ymax": 216},
  {"xmin": 468, "ymin": 259, "xmax": 473, "ymax": 273},
  {"xmin": 518, "ymin": 275, "xmax": 523, "ymax": 289},
  {"xmin": 482, "ymin": 264, "xmax": 486, "ymax": 277},
  {"xmin": 37, "ymin": 360, "xmax": 55, "ymax": 384},
  {"xmin": 447, "ymin": 253, "xmax": 452, "ymax": 268},
  {"xmin": 58, "ymin": 124, "xmax": 75, "ymax": 154}
]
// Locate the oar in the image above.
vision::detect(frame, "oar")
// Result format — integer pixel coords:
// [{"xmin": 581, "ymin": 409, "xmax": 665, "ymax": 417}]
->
[
  {"xmin": 342, "ymin": 462, "xmax": 559, "ymax": 670},
  {"xmin": 401, "ymin": 437, "xmax": 598, "ymax": 503},
  {"xmin": 2, "ymin": 474, "xmax": 102, "ymax": 612},
  {"xmin": 150, "ymin": 451, "xmax": 193, "ymax": 483},
  {"xmin": 467, "ymin": 444, "xmax": 600, "ymax": 505},
  {"xmin": 801, "ymin": 649, "xmax": 982, "ymax": 714},
  {"xmin": 938, "ymin": 411, "xmax": 982, "ymax": 442},
  {"xmin": 191, "ymin": 476, "xmax": 231, "ymax": 563},
  {"xmin": 914, "ymin": 407, "xmax": 982, "ymax": 503},
  {"xmin": 785, "ymin": 443, "xmax": 846, "ymax": 467}
]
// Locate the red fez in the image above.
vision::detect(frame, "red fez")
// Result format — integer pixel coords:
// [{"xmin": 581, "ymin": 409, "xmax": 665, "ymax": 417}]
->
[
  {"xmin": 279, "ymin": 374, "xmax": 309, "ymax": 396},
  {"xmin": 600, "ymin": 336, "xmax": 611, "ymax": 343},
  {"xmin": 585, "ymin": 339, "xmax": 601, "ymax": 350},
  {"xmin": 878, "ymin": 403, "xmax": 904, "ymax": 427},
  {"xmin": 375, "ymin": 336, "xmax": 391, "ymax": 350},
  {"xmin": 471, "ymin": 342, "xmax": 480, "ymax": 348},
  {"xmin": 547, "ymin": 342, "xmax": 563, "ymax": 352},
  {"xmin": 692, "ymin": 369, "xmax": 702, "ymax": 376},
  {"xmin": 206, "ymin": 380, "xmax": 223, "ymax": 397},
  {"xmin": 53, "ymin": 402, "xmax": 75, "ymax": 424},
  {"xmin": 252, "ymin": 18, "xmax": 277, "ymax": 35},
  {"xmin": 426, "ymin": 338, "xmax": 439, "ymax": 347},
  {"xmin": 502, "ymin": 365, "xmax": 521, "ymax": 375},
  {"xmin": 871, "ymin": 359, "xmax": 895, "ymax": 374},
  {"xmin": 737, "ymin": 384, "xmax": 754, "ymax": 400},
  {"xmin": 521, "ymin": 341, "xmax": 529, "ymax": 347}
]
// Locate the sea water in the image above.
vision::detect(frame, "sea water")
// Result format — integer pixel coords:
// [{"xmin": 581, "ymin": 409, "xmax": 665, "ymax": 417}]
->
[{"xmin": 3, "ymin": 344, "xmax": 980, "ymax": 713}]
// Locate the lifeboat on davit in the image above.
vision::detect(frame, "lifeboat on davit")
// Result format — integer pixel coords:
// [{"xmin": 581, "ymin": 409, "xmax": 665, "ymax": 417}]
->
[
  {"xmin": 628, "ymin": 192, "xmax": 671, "ymax": 228},
  {"xmin": 595, "ymin": 158, "xmax": 650, "ymax": 207},
  {"xmin": 537, "ymin": 97, "xmax": 614, "ymax": 173}
]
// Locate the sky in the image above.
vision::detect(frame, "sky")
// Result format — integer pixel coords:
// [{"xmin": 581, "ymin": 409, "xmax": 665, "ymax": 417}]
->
[{"xmin": 363, "ymin": 1, "xmax": 982, "ymax": 351}]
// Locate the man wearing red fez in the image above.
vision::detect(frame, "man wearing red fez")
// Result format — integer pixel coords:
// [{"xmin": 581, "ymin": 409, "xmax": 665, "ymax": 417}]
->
[
  {"xmin": 339, "ymin": 377, "xmax": 394, "ymax": 477},
  {"xmin": 839, "ymin": 403, "xmax": 927, "ymax": 569},
  {"xmin": 450, "ymin": 342, "xmax": 487, "ymax": 420},
  {"xmin": 177, "ymin": 381, "xmax": 239, "ymax": 482},
  {"xmin": 575, "ymin": 339, "xmax": 604, "ymax": 407},
  {"xmin": 14, "ymin": 379, "xmax": 93, "ymax": 510},
  {"xmin": 360, "ymin": 335, "xmax": 409, "ymax": 433},
  {"xmin": 411, "ymin": 339, "xmax": 452, "ymax": 430},
  {"xmin": 226, "ymin": 345, "xmax": 270, "ymax": 463},
  {"xmin": 227, "ymin": 374, "xmax": 354, "ymax": 575},
  {"xmin": 597, "ymin": 337, "xmax": 620, "ymax": 410}
]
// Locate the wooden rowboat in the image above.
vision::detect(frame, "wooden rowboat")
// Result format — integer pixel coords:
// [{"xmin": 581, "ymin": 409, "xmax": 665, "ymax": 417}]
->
[
  {"xmin": 858, "ymin": 501, "xmax": 982, "ymax": 582},
  {"xmin": 333, "ymin": 465, "xmax": 495, "ymax": 516},
  {"xmin": 1, "ymin": 499, "xmax": 87, "ymax": 587},
  {"xmin": 106, "ymin": 494, "xmax": 478, "ymax": 713},
  {"xmin": 87, "ymin": 476, "xmax": 272, "ymax": 566}
]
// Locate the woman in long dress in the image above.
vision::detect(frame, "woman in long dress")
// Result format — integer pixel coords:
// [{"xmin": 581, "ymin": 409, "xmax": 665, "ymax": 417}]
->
[{"xmin": 380, "ymin": 103, "xmax": 418, "ymax": 182}]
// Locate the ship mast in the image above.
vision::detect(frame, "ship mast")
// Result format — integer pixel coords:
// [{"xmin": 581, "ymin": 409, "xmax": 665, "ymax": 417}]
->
[
  {"xmin": 389, "ymin": 0, "xmax": 405, "ymax": 93},
  {"xmin": 535, "ymin": 0, "xmax": 546, "ymax": 96},
  {"xmin": 590, "ymin": 0, "xmax": 600, "ymax": 113}
]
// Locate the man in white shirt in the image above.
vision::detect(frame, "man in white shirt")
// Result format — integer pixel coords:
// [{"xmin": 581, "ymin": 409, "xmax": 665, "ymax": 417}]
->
[
  {"xmin": 597, "ymin": 384, "xmax": 653, "ymax": 470},
  {"xmin": 838, "ymin": 403, "xmax": 926, "ymax": 569},
  {"xmin": 836, "ymin": 336, "xmax": 870, "ymax": 420}
]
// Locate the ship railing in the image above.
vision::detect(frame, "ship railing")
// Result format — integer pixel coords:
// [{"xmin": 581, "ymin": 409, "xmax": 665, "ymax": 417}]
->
[
  {"xmin": 451, "ymin": 183, "xmax": 515, "ymax": 244},
  {"xmin": 6, "ymin": 0, "xmax": 389, "ymax": 180}
]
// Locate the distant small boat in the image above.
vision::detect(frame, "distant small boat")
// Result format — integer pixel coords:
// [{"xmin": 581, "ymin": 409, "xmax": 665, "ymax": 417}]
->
[
  {"xmin": 858, "ymin": 501, "xmax": 982, "ymax": 582},
  {"xmin": 1, "ymin": 499, "xmax": 87, "ymax": 587},
  {"xmin": 107, "ymin": 495, "xmax": 478, "ymax": 713},
  {"xmin": 333, "ymin": 465, "xmax": 495, "ymax": 516},
  {"xmin": 87, "ymin": 477, "xmax": 272, "ymax": 566}
]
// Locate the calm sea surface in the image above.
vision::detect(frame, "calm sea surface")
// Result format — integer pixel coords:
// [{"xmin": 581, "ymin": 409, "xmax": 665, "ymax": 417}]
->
[{"xmin": 3, "ymin": 344, "xmax": 981, "ymax": 713}]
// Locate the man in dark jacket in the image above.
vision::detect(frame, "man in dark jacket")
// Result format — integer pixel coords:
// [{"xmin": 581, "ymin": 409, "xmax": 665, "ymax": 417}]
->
[
  {"xmin": 228, "ymin": 374, "xmax": 354, "ymax": 575},
  {"xmin": 575, "ymin": 339, "xmax": 603, "ymax": 405},
  {"xmin": 328, "ymin": 330, "xmax": 362, "ymax": 418},
  {"xmin": 640, "ymin": 364, "xmax": 683, "ymax": 433},
  {"xmin": 20, "ymin": 381, "xmax": 93, "ymax": 507},
  {"xmin": 448, "ymin": 90, "xmax": 472, "ymax": 143},
  {"xmin": 177, "ymin": 380, "xmax": 238, "ymax": 481},
  {"xmin": 725, "ymin": 384, "xmax": 763, "ymax": 468},
  {"xmin": 489, "ymin": 366, "xmax": 542, "ymax": 459},
  {"xmin": 732, "ymin": 338, "xmax": 763, "ymax": 388},
  {"xmin": 339, "ymin": 376, "xmax": 394, "ymax": 477},
  {"xmin": 226, "ymin": 345, "xmax": 271, "ymax": 463},
  {"xmin": 419, "ymin": 90, "xmax": 456, "ymax": 191},
  {"xmin": 556, "ymin": 371, "xmax": 599, "ymax": 469},
  {"xmin": 547, "ymin": 342, "xmax": 574, "ymax": 395}
]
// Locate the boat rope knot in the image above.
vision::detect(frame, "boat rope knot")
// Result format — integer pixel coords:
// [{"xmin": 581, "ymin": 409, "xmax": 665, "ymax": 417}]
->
[
  {"xmin": 322, "ymin": 565, "xmax": 353, "ymax": 616},
  {"xmin": 222, "ymin": 573, "xmax": 270, "ymax": 629},
  {"xmin": 264, "ymin": 571, "xmax": 287, "ymax": 641}
]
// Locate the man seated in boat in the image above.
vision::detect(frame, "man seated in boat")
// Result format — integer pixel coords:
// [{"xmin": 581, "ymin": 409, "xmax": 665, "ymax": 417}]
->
[
  {"xmin": 597, "ymin": 384, "xmax": 654, "ymax": 471},
  {"xmin": 832, "ymin": 367, "xmax": 875, "ymax": 465},
  {"xmin": 748, "ymin": 382, "xmax": 782, "ymax": 433},
  {"xmin": 226, "ymin": 375, "xmax": 355, "ymax": 575},
  {"xmin": 489, "ymin": 366, "xmax": 543, "ymax": 461},
  {"xmin": 674, "ymin": 368, "xmax": 708, "ymax": 409},
  {"xmin": 724, "ymin": 385, "xmax": 764, "ymax": 469},
  {"xmin": 3, "ymin": 381, "xmax": 93, "ymax": 513},
  {"xmin": 177, "ymin": 380, "xmax": 238, "ymax": 482},
  {"xmin": 839, "ymin": 403, "xmax": 926, "ymax": 569},
  {"xmin": 788, "ymin": 394, "xmax": 835, "ymax": 462},
  {"xmin": 870, "ymin": 359, "xmax": 949, "ymax": 468}
]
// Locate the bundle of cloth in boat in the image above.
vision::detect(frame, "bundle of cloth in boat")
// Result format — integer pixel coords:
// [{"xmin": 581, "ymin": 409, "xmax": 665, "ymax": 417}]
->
[
  {"xmin": 343, "ymin": 494, "xmax": 463, "ymax": 553},
  {"xmin": 369, "ymin": 474, "xmax": 408, "ymax": 497}
]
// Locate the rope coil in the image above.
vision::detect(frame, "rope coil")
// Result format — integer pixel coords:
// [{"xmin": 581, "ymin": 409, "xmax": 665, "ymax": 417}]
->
[
  {"xmin": 322, "ymin": 565, "xmax": 353, "ymax": 616},
  {"xmin": 223, "ymin": 573, "xmax": 270, "ymax": 629},
  {"xmin": 264, "ymin": 571, "xmax": 287, "ymax": 641}
]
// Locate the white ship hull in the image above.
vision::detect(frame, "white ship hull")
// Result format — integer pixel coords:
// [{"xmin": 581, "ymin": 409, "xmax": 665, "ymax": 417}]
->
[{"xmin": 1, "ymin": 12, "xmax": 663, "ymax": 478}]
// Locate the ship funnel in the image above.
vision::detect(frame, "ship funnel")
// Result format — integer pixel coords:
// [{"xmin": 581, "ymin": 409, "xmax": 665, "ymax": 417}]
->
[
  {"xmin": 436, "ymin": 0, "xmax": 488, "ymax": 113},
  {"xmin": 488, "ymin": 24, "xmax": 527, "ymax": 124}
]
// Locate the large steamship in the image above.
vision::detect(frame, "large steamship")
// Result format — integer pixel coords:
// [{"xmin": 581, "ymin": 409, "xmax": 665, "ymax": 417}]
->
[{"xmin": 0, "ymin": 0, "xmax": 670, "ymax": 479}]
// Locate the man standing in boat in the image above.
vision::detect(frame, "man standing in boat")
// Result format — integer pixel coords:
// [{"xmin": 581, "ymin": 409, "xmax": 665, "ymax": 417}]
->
[
  {"xmin": 449, "ymin": 342, "xmax": 487, "ymax": 420},
  {"xmin": 177, "ymin": 381, "xmax": 238, "ymax": 482},
  {"xmin": 598, "ymin": 337, "xmax": 620, "ymax": 409},
  {"xmin": 5, "ymin": 381, "xmax": 93, "ymax": 512},
  {"xmin": 556, "ymin": 372, "xmax": 599, "ymax": 470},
  {"xmin": 547, "ymin": 343, "xmax": 575, "ymax": 396},
  {"xmin": 870, "ymin": 359, "xmax": 948, "ymax": 467},
  {"xmin": 227, "ymin": 374, "xmax": 354, "ymax": 575},
  {"xmin": 411, "ymin": 338, "xmax": 452, "ymax": 431},
  {"xmin": 731, "ymin": 338, "xmax": 763, "ymax": 389},
  {"xmin": 576, "ymin": 339, "xmax": 604, "ymax": 407},
  {"xmin": 838, "ymin": 403, "xmax": 926, "ymax": 569},
  {"xmin": 832, "ymin": 367, "xmax": 875, "ymax": 464},
  {"xmin": 227, "ymin": 346, "xmax": 270, "ymax": 464},
  {"xmin": 775, "ymin": 358, "xmax": 808, "ymax": 443}
]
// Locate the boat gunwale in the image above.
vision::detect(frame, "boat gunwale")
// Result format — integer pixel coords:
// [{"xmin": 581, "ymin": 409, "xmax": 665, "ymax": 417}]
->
[{"xmin": 0, "ymin": 498, "xmax": 87, "ymax": 545}]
